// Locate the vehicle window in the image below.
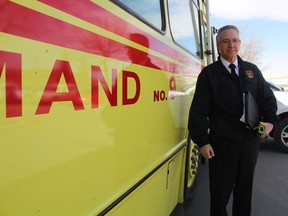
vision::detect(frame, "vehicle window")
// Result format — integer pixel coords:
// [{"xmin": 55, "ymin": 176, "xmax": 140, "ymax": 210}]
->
[
  {"xmin": 168, "ymin": 0, "xmax": 201, "ymax": 57},
  {"xmin": 112, "ymin": 0, "xmax": 164, "ymax": 31}
]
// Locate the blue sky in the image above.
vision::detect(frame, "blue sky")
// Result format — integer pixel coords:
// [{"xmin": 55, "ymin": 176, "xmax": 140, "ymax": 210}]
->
[{"xmin": 210, "ymin": 0, "xmax": 288, "ymax": 79}]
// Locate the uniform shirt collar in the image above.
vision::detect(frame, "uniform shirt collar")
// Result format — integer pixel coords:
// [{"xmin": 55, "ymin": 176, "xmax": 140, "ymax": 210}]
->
[{"xmin": 220, "ymin": 56, "xmax": 239, "ymax": 71}]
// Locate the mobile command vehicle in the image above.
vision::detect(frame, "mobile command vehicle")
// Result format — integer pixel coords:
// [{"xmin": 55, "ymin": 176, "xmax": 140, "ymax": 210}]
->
[{"xmin": 0, "ymin": 0, "xmax": 216, "ymax": 215}]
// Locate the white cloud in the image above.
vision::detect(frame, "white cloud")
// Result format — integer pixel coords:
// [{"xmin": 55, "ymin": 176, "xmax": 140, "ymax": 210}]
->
[{"xmin": 210, "ymin": 0, "xmax": 288, "ymax": 22}]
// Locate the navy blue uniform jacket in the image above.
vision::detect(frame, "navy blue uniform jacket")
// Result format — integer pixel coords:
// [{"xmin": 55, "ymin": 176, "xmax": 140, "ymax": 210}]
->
[{"xmin": 188, "ymin": 56, "xmax": 278, "ymax": 147}]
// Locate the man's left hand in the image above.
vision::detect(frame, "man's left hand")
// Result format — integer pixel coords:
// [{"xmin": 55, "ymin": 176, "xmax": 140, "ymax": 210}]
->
[{"xmin": 259, "ymin": 122, "xmax": 274, "ymax": 138}]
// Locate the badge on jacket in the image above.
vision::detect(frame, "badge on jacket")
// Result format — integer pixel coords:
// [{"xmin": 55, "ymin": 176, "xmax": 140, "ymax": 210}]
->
[{"xmin": 246, "ymin": 70, "xmax": 254, "ymax": 78}]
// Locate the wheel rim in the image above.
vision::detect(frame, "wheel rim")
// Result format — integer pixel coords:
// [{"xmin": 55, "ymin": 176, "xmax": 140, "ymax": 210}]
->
[
  {"xmin": 281, "ymin": 125, "xmax": 288, "ymax": 147},
  {"xmin": 187, "ymin": 143, "xmax": 199, "ymax": 187}
]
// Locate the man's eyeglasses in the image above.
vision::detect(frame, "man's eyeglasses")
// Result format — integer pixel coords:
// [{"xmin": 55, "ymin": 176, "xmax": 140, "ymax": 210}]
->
[{"xmin": 220, "ymin": 39, "xmax": 241, "ymax": 45}]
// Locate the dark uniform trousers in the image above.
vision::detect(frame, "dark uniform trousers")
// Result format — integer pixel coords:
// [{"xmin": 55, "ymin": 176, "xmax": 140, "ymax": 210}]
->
[{"xmin": 209, "ymin": 134, "xmax": 260, "ymax": 216}]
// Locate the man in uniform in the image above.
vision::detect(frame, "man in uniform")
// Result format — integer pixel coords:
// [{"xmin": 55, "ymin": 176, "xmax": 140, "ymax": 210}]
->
[{"xmin": 188, "ymin": 25, "xmax": 278, "ymax": 216}]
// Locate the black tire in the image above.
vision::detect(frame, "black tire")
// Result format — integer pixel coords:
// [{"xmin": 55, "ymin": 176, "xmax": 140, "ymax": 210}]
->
[{"xmin": 274, "ymin": 117, "xmax": 288, "ymax": 153}]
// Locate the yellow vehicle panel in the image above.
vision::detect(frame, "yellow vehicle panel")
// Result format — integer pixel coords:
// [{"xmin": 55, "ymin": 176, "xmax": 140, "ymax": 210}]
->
[{"xmin": 0, "ymin": 0, "xmax": 203, "ymax": 215}]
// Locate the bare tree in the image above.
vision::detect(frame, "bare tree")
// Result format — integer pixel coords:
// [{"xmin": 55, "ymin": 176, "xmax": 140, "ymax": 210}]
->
[{"xmin": 238, "ymin": 27, "xmax": 265, "ymax": 68}]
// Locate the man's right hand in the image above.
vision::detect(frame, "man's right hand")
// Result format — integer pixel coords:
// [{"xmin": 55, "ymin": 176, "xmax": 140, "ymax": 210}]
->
[{"xmin": 200, "ymin": 144, "xmax": 215, "ymax": 160}]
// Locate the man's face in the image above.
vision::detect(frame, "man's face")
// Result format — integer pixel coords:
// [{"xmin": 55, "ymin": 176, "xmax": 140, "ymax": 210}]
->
[{"xmin": 217, "ymin": 29, "xmax": 241, "ymax": 62}]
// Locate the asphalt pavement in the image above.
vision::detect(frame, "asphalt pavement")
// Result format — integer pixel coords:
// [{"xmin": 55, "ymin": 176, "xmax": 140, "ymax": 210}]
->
[{"xmin": 171, "ymin": 138, "xmax": 288, "ymax": 216}]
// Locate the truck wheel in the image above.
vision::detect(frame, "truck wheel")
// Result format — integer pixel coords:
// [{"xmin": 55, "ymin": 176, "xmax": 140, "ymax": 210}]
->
[{"xmin": 274, "ymin": 117, "xmax": 288, "ymax": 153}]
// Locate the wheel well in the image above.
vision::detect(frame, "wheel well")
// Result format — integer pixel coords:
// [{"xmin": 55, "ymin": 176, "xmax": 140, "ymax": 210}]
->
[
  {"xmin": 272, "ymin": 112, "xmax": 288, "ymax": 137},
  {"xmin": 278, "ymin": 112, "xmax": 288, "ymax": 120}
]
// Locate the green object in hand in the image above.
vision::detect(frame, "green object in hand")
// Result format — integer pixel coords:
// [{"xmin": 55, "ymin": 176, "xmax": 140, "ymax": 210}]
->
[{"xmin": 255, "ymin": 123, "xmax": 265, "ymax": 136}]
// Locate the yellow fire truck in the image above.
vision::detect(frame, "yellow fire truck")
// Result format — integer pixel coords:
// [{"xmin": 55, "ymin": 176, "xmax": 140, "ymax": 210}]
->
[{"xmin": 0, "ymin": 0, "xmax": 215, "ymax": 215}]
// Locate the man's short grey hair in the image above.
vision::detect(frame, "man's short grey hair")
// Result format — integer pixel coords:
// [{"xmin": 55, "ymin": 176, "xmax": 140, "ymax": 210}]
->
[{"xmin": 216, "ymin": 25, "xmax": 240, "ymax": 42}]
